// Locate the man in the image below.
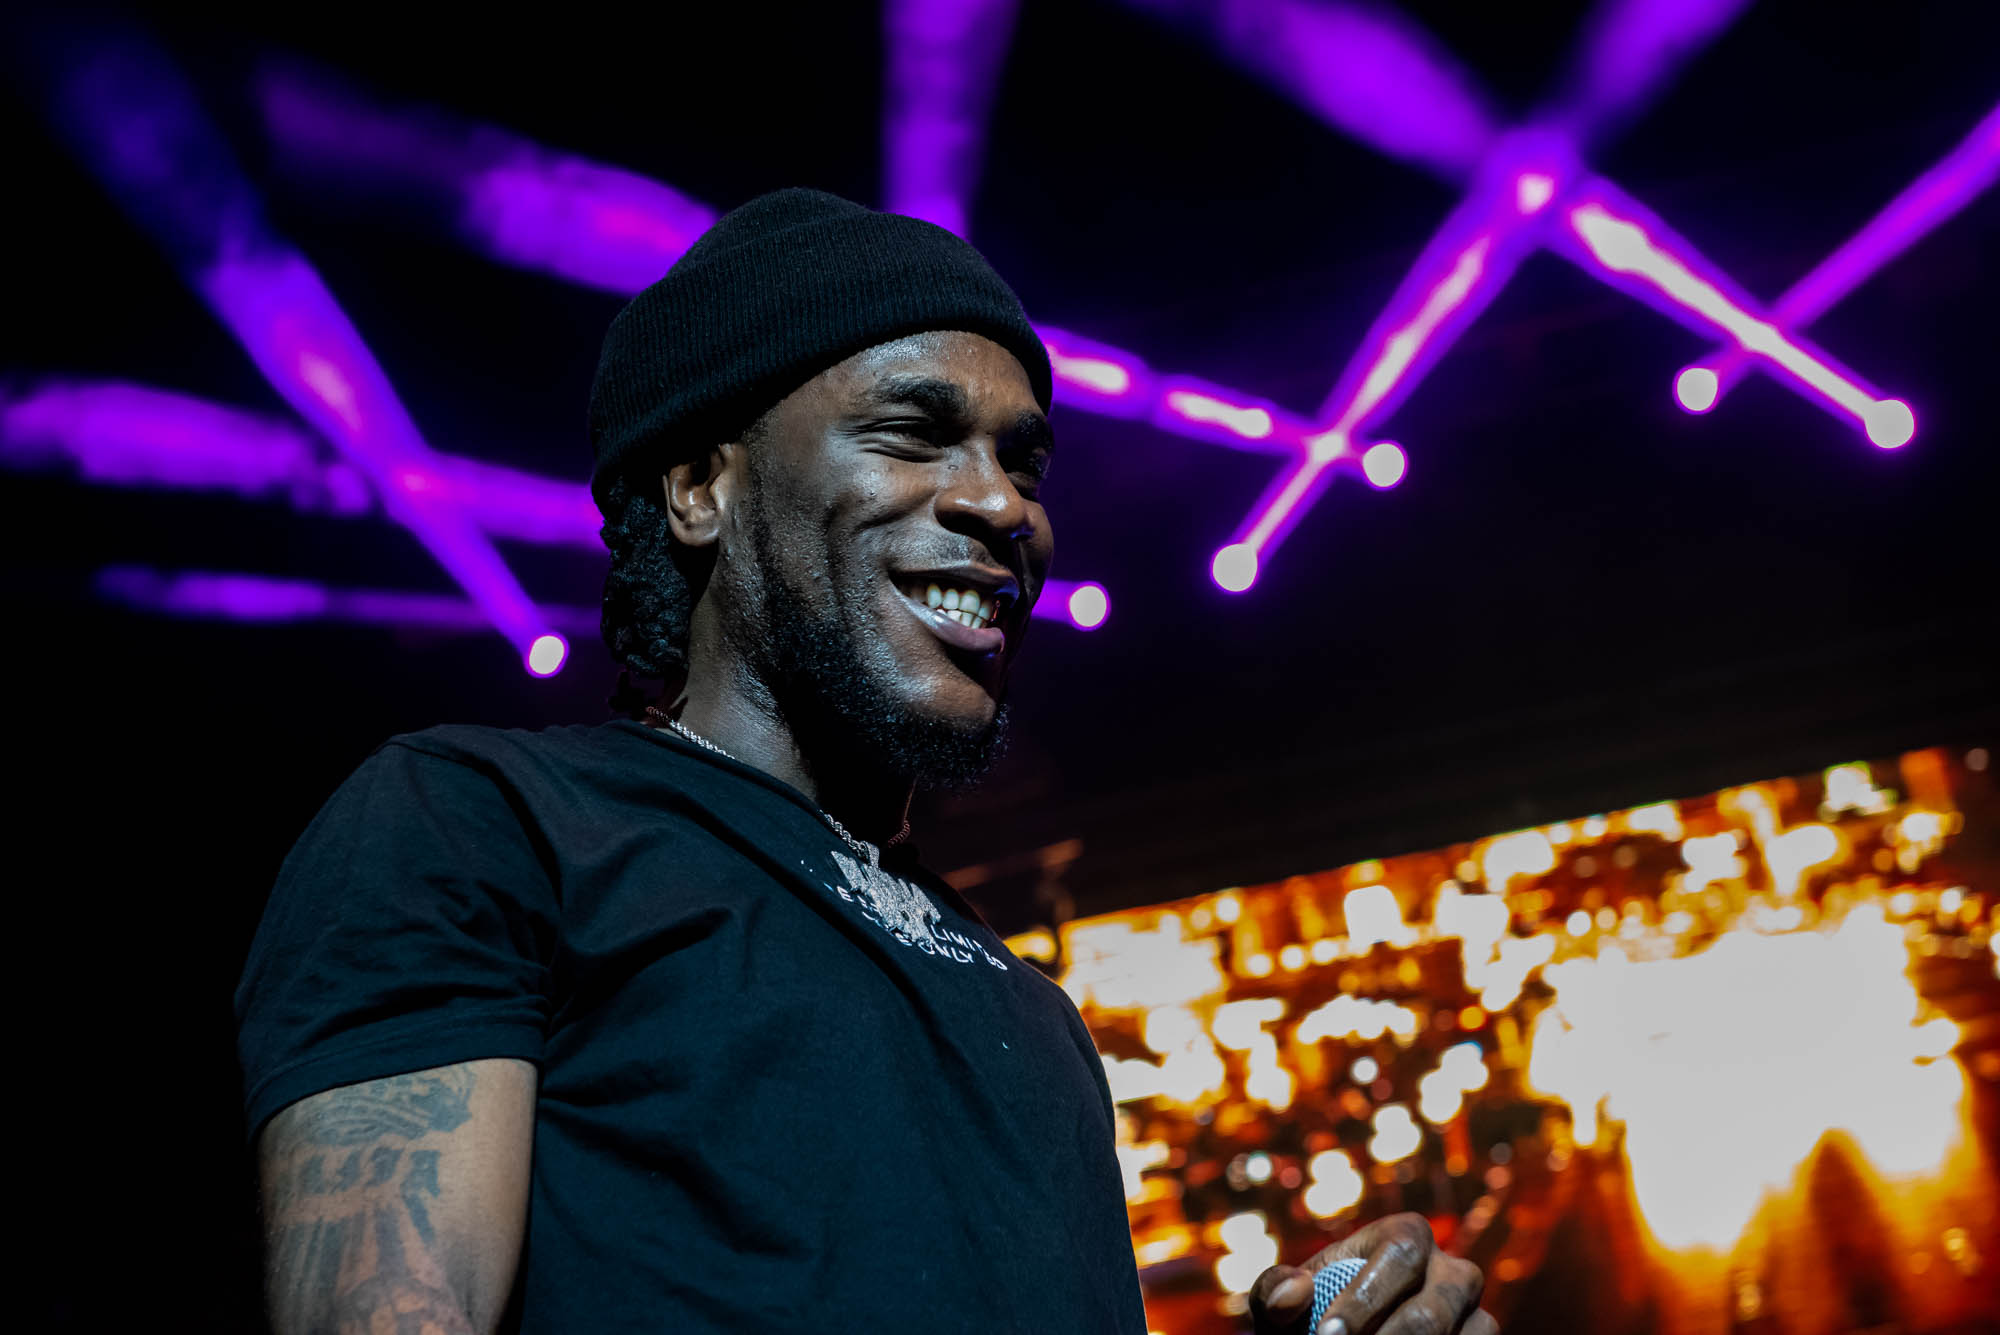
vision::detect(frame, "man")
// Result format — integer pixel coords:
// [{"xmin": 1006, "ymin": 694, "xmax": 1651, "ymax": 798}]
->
[{"xmin": 237, "ymin": 188, "xmax": 1493, "ymax": 1335}]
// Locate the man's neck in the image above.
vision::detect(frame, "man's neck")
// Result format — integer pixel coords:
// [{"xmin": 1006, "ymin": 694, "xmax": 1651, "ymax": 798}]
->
[{"xmin": 669, "ymin": 659, "xmax": 914, "ymax": 847}]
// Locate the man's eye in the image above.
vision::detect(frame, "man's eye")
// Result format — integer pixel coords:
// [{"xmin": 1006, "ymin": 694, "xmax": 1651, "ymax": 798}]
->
[{"xmin": 1008, "ymin": 453, "xmax": 1052, "ymax": 483}]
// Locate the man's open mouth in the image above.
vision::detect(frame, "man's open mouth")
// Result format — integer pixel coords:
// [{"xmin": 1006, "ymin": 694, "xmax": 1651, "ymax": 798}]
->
[
  {"xmin": 893, "ymin": 573, "xmax": 1020, "ymax": 659},
  {"xmin": 902, "ymin": 580, "xmax": 1008, "ymax": 631}
]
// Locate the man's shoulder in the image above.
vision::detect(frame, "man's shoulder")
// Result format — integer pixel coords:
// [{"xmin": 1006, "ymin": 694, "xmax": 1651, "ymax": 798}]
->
[{"xmin": 377, "ymin": 718, "xmax": 645, "ymax": 773}]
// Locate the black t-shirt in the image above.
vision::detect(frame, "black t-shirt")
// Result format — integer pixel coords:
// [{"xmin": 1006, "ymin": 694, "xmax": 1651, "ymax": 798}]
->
[{"xmin": 236, "ymin": 719, "xmax": 1147, "ymax": 1333}]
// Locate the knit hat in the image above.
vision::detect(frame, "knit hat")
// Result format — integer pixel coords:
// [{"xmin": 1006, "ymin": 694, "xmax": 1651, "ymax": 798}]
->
[{"xmin": 587, "ymin": 187, "xmax": 1051, "ymax": 512}]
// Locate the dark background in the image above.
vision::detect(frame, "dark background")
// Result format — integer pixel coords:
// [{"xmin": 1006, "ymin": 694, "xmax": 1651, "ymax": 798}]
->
[{"xmin": 5, "ymin": 2, "xmax": 1993, "ymax": 1328}]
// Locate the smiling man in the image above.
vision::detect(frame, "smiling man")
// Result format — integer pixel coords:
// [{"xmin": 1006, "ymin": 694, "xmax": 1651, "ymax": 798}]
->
[{"xmin": 235, "ymin": 189, "xmax": 1489, "ymax": 1335}]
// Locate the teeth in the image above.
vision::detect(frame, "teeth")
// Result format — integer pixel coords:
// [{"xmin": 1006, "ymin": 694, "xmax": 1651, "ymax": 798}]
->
[{"xmin": 909, "ymin": 581, "xmax": 1001, "ymax": 631}]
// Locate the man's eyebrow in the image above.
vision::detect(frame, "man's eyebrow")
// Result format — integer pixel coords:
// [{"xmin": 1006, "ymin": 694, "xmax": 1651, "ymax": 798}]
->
[
  {"xmin": 855, "ymin": 376, "xmax": 971, "ymax": 423},
  {"xmin": 1007, "ymin": 410, "xmax": 1055, "ymax": 456},
  {"xmin": 854, "ymin": 375, "xmax": 1052, "ymax": 452}
]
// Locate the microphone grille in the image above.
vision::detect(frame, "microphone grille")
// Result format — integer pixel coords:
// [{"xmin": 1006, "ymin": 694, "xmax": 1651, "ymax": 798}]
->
[{"xmin": 1307, "ymin": 1256, "xmax": 1367, "ymax": 1334}]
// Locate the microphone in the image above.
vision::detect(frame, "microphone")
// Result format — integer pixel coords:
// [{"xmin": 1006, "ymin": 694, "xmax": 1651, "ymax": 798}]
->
[{"xmin": 1308, "ymin": 1257, "xmax": 1367, "ymax": 1335}]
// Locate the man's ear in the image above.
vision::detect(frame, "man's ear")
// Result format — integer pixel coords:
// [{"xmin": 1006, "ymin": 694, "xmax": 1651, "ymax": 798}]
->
[{"xmin": 662, "ymin": 440, "xmax": 743, "ymax": 549}]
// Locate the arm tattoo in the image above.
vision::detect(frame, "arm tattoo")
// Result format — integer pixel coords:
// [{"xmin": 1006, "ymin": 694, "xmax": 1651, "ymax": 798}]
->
[{"xmin": 262, "ymin": 1068, "xmax": 483, "ymax": 1335}]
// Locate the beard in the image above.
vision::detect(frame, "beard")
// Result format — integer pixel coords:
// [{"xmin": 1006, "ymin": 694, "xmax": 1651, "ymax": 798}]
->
[{"xmin": 724, "ymin": 497, "xmax": 1011, "ymax": 793}]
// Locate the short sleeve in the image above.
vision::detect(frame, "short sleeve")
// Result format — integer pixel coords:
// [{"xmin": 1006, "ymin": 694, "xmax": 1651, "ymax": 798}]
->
[{"xmin": 235, "ymin": 738, "xmax": 559, "ymax": 1140}]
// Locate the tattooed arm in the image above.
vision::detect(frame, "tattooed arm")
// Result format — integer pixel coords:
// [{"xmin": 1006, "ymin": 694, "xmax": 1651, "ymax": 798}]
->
[{"xmin": 255, "ymin": 1058, "xmax": 536, "ymax": 1335}]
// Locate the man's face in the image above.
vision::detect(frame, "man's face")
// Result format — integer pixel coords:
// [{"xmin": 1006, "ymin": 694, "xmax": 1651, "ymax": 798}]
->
[{"xmin": 716, "ymin": 329, "xmax": 1055, "ymax": 787}]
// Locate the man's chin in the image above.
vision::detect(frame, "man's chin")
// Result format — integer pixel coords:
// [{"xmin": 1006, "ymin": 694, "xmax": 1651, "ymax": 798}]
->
[{"xmin": 895, "ymin": 698, "xmax": 1011, "ymax": 793}]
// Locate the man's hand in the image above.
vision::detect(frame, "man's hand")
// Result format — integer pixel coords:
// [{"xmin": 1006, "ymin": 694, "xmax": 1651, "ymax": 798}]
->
[{"xmin": 1248, "ymin": 1212, "xmax": 1496, "ymax": 1335}]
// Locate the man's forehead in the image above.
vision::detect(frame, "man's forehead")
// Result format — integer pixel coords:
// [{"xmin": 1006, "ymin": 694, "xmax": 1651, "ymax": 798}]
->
[{"xmin": 835, "ymin": 332, "xmax": 1040, "ymax": 408}]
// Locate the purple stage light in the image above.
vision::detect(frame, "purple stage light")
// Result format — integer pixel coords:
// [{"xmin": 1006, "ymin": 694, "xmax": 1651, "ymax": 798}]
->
[
  {"xmin": 201, "ymin": 250, "xmax": 575, "ymax": 658},
  {"xmin": 1174, "ymin": 0, "xmax": 1815, "ymax": 585},
  {"xmin": 398, "ymin": 454, "xmax": 601, "ymax": 548},
  {"xmin": 1037, "ymin": 327, "xmax": 1310, "ymax": 454},
  {"xmin": 1543, "ymin": 0, "xmax": 1755, "ymax": 150},
  {"xmin": 1558, "ymin": 182, "xmax": 1908, "ymax": 445},
  {"xmin": 1036, "ymin": 324, "xmax": 1151, "ymax": 417},
  {"xmin": 0, "ymin": 379, "xmax": 603, "ymax": 548},
  {"xmin": 1677, "ymin": 99, "xmax": 2000, "ymax": 413},
  {"xmin": 1155, "ymin": 378, "xmax": 1295, "ymax": 450},
  {"xmin": 466, "ymin": 155, "xmax": 717, "ymax": 296},
  {"xmin": 0, "ymin": 379, "xmax": 370, "ymax": 514},
  {"xmin": 1067, "ymin": 583, "xmax": 1110, "ymax": 630},
  {"xmin": 1515, "ymin": 172, "xmax": 1558, "ymax": 215},
  {"xmin": 1038, "ymin": 579, "xmax": 1111, "ymax": 630},
  {"xmin": 526, "ymin": 633, "xmax": 569, "ymax": 677},
  {"xmin": 15, "ymin": 377, "xmax": 1111, "ymax": 631},
  {"xmin": 1675, "ymin": 366, "xmax": 1720, "ymax": 414},
  {"xmin": 38, "ymin": 29, "xmax": 566, "ymax": 672},
  {"xmin": 1226, "ymin": 150, "xmax": 1558, "ymax": 566},
  {"xmin": 1361, "ymin": 442, "xmax": 1407, "ymax": 489},
  {"xmin": 1863, "ymin": 400, "xmax": 1916, "ymax": 450},
  {"xmin": 1211, "ymin": 543, "xmax": 1259, "ymax": 594},
  {"xmin": 883, "ymin": 0, "xmax": 1020, "ymax": 237},
  {"xmin": 261, "ymin": 65, "xmax": 716, "ymax": 296},
  {"xmin": 257, "ymin": 79, "xmax": 1312, "ymax": 462},
  {"xmin": 96, "ymin": 566, "xmax": 603, "ymax": 637},
  {"xmin": 1120, "ymin": 0, "xmax": 1498, "ymax": 183},
  {"xmin": 97, "ymin": 565, "xmax": 1105, "ymax": 644}
]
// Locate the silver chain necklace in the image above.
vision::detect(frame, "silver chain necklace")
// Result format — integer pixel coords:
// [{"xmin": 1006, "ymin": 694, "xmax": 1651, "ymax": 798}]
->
[{"xmin": 643, "ymin": 707, "xmax": 899, "ymax": 869}]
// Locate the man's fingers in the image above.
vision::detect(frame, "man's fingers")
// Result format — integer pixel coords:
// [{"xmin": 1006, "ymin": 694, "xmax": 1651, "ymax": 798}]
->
[
  {"xmin": 1373, "ymin": 1253, "xmax": 1484, "ymax": 1335},
  {"xmin": 1314, "ymin": 1213, "xmax": 1432, "ymax": 1334},
  {"xmin": 1249, "ymin": 1263, "xmax": 1314, "ymax": 1325},
  {"xmin": 1462, "ymin": 1309, "xmax": 1500, "ymax": 1335}
]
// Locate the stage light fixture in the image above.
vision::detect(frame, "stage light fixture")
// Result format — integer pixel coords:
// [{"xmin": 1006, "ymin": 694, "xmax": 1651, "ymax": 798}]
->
[
  {"xmin": 1166, "ymin": 0, "xmax": 1914, "ymax": 582},
  {"xmin": 1863, "ymin": 399, "xmax": 1916, "ymax": 450},
  {"xmin": 1561, "ymin": 189, "xmax": 1909, "ymax": 446},
  {"xmin": 1674, "ymin": 99, "xmax": 2000, "ymax": 413},
  {"xmin": 526, "ymin": 633, "xmax": 569, "ymax": 677},
  {"xmin": 256, "ymin": 72, "xmax": 1314, "ymax": 460},
  {"xmin": 1161, "ymin": 387, "xmax": 1276, "ymax": 443},
  {"xmin": 882, "ymin": 0, "xmax": 1021, "ymax": 237},
  {"xmin": 1044, "ymin": 580, "xmax": 1112, "ymax": 631},
  {"xmin": 1, "ymin": 379, "xmax": 602, "ymax": 549},
  {"xmin": 1515, "ymin": 172, "xmax": 1557, "ymax": 214},
  {"xmin": 1227, "ymin": 178, "xmax": 1533, "ymax": 567},
  {"xmin": 93, "ymin": 566, "xmax": 601, "ymax": 637},
  {"xmin": 1119, "ymin": 0, "xmax": 1497, "ymax": 184},
  {"xmin": 1541, "ymin": 0, "xmax": 1756, "ymax": 151},
  {"xmin": 260, "ymin": 64, "xmax": 716, "ymax": 296},
  {"xmin": 1361, "ymin": 442, "xmax": 1408, "ymax": 489},
  {"xmin": 1212, "ymin": 544, "xmax": 1259, "ymax": 594},
  {"xmin": 35, "ymin": 29, "xmax": 566, "ymax": 672},
  {"xmin": 1675, "ymin": 366, "xmax": 1720, "ymax": 413}
]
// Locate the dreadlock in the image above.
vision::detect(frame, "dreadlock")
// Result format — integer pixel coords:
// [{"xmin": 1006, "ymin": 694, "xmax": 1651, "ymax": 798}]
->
[{"xmin": 598, "ymin": 410, "xmax": 772, "ymax": 713}]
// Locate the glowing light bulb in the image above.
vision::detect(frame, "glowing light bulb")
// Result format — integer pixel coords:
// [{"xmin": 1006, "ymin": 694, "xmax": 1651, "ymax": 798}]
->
[
  {"xmin": 1304, "ymin": 1149, "xmax": 1364, "ymax": 1217},
  {"xmin": 1067, "ymin": 582, "xmax": 1109, "ymax": 629},
  {"xmin": 1676, "ymin": 366, "xmax": 1719, "ymax": 413},
  {"xmin": 1306, "ymin": 429, "xmax": 1347, "ymax": 462},
  {"xmin": 526, "ymin": 633, "xmax": 567, "ymax": 676},
  {"xmin": 1864, "ymin": 398, "xmax": 1915, "ymax": 448},
  {"xmin": 1361, "ymin": 441, "xmax": 1408, "ymax": 488},
  {"xmin": 1369, "ymin": 1104, "xmax": 1424, "ymax": 1163},
  {"xmin": 1212, "ymin": 543, "xmax": 1258, "ymax": 592},
  {"xmin": 1515, "ymin": 172, "xmax": 1556, "ymax": 215}
]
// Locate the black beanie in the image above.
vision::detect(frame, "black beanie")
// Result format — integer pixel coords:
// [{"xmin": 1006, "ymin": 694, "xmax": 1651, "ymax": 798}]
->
[{"xmin": 587, "ymin": 187, "xmax": 1051, "ymax": 512}]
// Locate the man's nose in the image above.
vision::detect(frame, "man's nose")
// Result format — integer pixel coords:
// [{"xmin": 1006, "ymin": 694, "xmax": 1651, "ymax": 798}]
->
[{"xmin": 939, "ymin": 445, "xmax": 1034, "ymax": 542}]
